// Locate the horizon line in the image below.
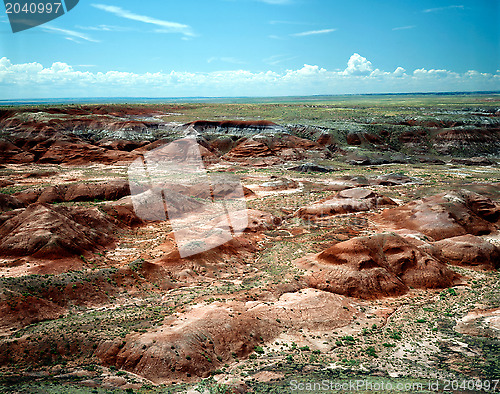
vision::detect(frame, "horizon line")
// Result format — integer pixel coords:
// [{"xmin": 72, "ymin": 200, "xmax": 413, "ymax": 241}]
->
[{"xmin": 1, "ymin": 90, "xmax": 499, "ymax": 106}]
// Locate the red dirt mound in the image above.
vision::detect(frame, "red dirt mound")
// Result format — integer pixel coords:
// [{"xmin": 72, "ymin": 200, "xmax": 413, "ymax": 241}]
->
[
  {"xmin": 294, "ymin": 233, "xmax": 461, "ymax": 299},
  {"xmin": 0, "ymin": 180, "xmax": 14, "ymax": 188},
  {"xmin": 434, "ymin": 128, "xmax": 500, "ymax": 156},
  {"xmin": 37, "ymin": 139, "xmax": 137, "ymax": 165},
  {"xmin": 0, "ymin": 141, "xmax": 35, "ymax": 164},
  {"xmin": 213, "ymin": 209, "xmax": 282, "ymax": 233},
  {"xmin": 431, "ymin": 235, "xmax": 500, "ymax": 270},
  {"xmin": 0, "ymin": 193, "xmax": 23, "ymax": 212},
  {"xmin": 224, "ymin": 138, "xmax": 275, "ymax": 159},
  {"xmin": 268, "ymin": 135, "xmax": 322, "ymax": 154},
  {"xmin": 174, "ymin": 180, "xmax": 255, "ymax": 200},
  {"xmin": 221, "ymin": 135, "xmax": 326, "ymax": 163},
  {"xmin": 101, "ymin": 202, "xmax": 145, "ymax": 228},
  {"xmin": 97, "ymin": 288, "xmax": 354, "ymax": 383},
  {"xmin": 0, "ymin": 261, "xmax": 177, "ymax": 330},
  {"xmin": 346, "ymin": 132, "xmax": 362, "ymax": 145},
  {"xmin": 376, "ymin": 190, "xmax": 499, "ymax": 241},
  {"xmin": 295, "ymin": 188, "xmax": 396, "ymax": 220},
  {"xmin": 126, "ymin": 189, "xmax": 206, "ymax": 222},
  {"xmin": 36, "ymin": 180, "xmax": 130, "ymax": 204},
  {"xmin": 159, "ymin": 234, "xmax": 257, "ymax": 267},
  {"xmin": 0, "ymin": 294, "xmax": 65, "ymax": 331},
  {"xmin": 257, "ymin": 177, "xmax": 299, "ymax": 191},
  {"xmin": 0, "ymin": 203, "xmax": 119, "ymax": 259}
]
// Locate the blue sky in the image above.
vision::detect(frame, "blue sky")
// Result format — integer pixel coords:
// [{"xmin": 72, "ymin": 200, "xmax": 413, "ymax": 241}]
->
[{"xmin": 0, "ymin": 0, "xmax": 499, "ymax": 98}]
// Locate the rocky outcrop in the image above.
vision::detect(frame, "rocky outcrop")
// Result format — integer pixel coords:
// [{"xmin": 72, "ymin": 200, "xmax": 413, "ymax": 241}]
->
[{"xmin": 288, "ymin": 163, "xmax": 335, "ymax": 173}]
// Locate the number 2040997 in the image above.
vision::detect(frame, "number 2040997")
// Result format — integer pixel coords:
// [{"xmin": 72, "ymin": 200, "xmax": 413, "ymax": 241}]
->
[{"xmin": 5, "ymin": 2, "xmax": 62, "ymax": 14}]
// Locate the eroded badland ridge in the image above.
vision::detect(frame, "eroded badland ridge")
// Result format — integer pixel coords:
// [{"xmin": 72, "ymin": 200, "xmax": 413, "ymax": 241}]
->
[{"xmin": 0, "ymin": 95, "xmax": 499, "ymax": 393}]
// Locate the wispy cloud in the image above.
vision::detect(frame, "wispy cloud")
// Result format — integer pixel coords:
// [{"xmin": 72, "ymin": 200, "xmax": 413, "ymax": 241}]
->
[
  {"xmin": 91, "ymin": 4, "xmax": 195, "ymax": 37},
  {"xmin": 423, "ymin": 5, "xmax": 464, "ymax": 13},
  {"xmin": 76, "ymin": 24, "xmax": 132, "ymax": 32},
  {"xmin": 41, "ymin": 25, "xmax": 99, "ymax": 43},
  {"xmin": 264, "ymin": 54, "xmax": 297, "ymax": 65},
  {"xmin": 392, "ymin": 25, "xmax": 416, "ymax": 31},
  {"xmin": 291, "ymin": 28, "xmax": 336, "ymax": 37}
]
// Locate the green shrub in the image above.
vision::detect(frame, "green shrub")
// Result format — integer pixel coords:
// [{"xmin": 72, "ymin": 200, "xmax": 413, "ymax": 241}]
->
[
  {"xmin": 365, "ymin": 346, "xmax": 377, "ymax": 357},
  {"xmin": 254, "ymin": 346, "xmax": 264, "ymax": 354}
]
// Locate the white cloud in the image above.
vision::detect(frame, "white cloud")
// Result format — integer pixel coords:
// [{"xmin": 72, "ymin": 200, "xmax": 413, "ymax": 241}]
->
[
  {"xmin": 0, "ymin": 55, "xmax": 498, "ymax": 99},
  {"xmin": 283, "ymin": 64, "xmax": 327, "ymax": 80},
  {"xmin": 292, "ymin": 28, "xmax": 336, "ymax": 37},
  {"xmin": 423, "ymin": 5, "xmax": 464, "ymax": 13},
  {"xmin": 41, "ymin": 25, "xmax": 99, "ymax": 42},
  {"xmin": 393, "ymin": 67, "xmax": 406, "ymax": 77},
  {"xmin": 413, "ymin": 68, "xmax": 458, "ymax": 78},
  {"xmin": 91, "ymin": 4, "xmax": 194, "ymax": 37},
  {"xmin": 343, "ymin": 53, "xmax": 373, "ymax": 76}
]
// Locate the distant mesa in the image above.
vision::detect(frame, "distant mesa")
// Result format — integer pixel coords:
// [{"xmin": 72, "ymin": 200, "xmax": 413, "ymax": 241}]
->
[{"xmin": 186, "ymin": 119, "xmax": 283, "ymax": 135}]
